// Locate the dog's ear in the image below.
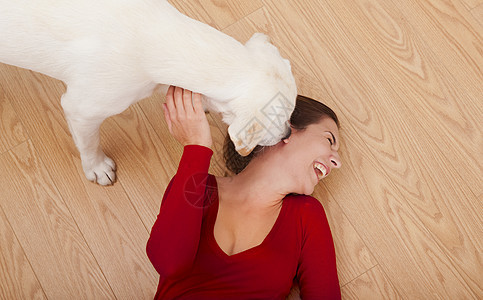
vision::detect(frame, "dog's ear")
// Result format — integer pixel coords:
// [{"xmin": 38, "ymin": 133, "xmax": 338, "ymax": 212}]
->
[
  {"xmin": 283, "ymin": 58, "xmax": 292, "ymax": 72},
  {"xmin": 245, "ymin": 33, "xmax": 271, "ymax": 48},
  {"xmin": 228, "ymin": 117, "xmax": 267, "ymax": 157}
]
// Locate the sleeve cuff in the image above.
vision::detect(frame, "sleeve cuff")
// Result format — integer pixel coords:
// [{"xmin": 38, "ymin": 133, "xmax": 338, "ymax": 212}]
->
[
  {"xmin": 184, "ymin": 144, "xmax": 213, "ymax": 156},
  {"xmin": 177, "ymin": 145, "xmax": 213, "ymax": 175}
]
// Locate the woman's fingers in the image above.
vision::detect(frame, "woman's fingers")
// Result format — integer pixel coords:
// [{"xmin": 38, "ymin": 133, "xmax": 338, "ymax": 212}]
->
[
  {"xmin": 181, "ymin": 89, "xmax": 204, "ymax": 116},
  {"xmin": 182, "ymin": 88, "xmax": 194, "ymax": 114},
  {"xmin": 191, "ymin": 92, "xmax": 203, "ymax": 114},
  {"xmin": 175, "ymin": 86, "xmax": 203, "ymax": 116},
  {"xmin": 165, "ymin": 86, "xmax": 176, "ymax": 118},
  {"xmin": 173, "ymin": 86, "xmax": 186, "ymax": 116}
]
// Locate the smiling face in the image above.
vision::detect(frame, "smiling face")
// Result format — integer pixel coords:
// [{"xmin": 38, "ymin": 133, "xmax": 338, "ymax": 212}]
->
[{"xmin": 282, "ymin": 117, "xmax": 342, "ymax": 195}]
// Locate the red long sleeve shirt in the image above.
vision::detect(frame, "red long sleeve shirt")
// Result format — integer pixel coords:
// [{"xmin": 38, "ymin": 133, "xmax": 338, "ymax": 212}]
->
[{"xmin": 146, "ymin": 145, "xmax": 341, "ymax": 299}]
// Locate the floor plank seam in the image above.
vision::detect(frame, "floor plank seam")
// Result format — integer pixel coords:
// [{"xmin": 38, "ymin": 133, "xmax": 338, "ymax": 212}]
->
[{"xmin": 340, "ymin": 264, "xmax": 379, "ymax": 288}]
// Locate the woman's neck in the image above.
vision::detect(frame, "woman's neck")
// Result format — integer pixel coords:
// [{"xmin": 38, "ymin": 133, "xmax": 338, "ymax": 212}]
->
[{"xmin": 217, "ymin": 144, "xmax": 293, "ymax": 210}]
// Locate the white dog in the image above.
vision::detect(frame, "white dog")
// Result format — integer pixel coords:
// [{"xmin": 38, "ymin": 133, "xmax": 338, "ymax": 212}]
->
[{"xmin": 0, "ymin": 0, "xmax": 297, "ymax": 185}]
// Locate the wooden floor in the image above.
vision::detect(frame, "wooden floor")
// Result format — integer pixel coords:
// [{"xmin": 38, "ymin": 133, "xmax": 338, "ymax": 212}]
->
[{"xmin": 0, "ymin": 0, "xmax": 481, "ymax": 299}]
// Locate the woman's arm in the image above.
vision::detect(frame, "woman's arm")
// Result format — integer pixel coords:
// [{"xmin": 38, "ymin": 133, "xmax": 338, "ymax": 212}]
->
[
  {"xmin": 296, "ymin": 197, "xmax": 341, "ymax": 299},
  {"xmin": 146, "ymin": 86, "xmax": 213, "ymax": 278}
]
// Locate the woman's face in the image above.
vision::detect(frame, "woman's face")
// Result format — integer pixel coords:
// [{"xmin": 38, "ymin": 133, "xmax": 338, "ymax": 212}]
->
[{"xmin": 284, "ymin": 117, "xmax": 342, "ymax": 195}]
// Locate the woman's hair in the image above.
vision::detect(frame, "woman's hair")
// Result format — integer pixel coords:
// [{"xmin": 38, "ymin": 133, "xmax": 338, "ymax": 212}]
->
[{"xmin": 224, "ymin": 95, "xmax": 339, "ymax": 174}]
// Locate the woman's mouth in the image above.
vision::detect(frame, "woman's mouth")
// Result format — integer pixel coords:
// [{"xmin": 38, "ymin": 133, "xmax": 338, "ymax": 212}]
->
[{"xmin": 314, "ymin": 162, "xmax": 329, "ymax": 181}]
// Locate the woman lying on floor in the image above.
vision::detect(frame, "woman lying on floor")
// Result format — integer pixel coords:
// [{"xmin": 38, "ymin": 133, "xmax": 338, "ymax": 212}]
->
[{"xmin": 147, "ymin": 86, "xmax": 342, "ymax": 299}]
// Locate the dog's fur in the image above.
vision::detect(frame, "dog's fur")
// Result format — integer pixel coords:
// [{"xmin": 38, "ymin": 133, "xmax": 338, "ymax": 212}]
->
[{"xmin": 0, "ymin": 0, "xmax": 297, "ymax": 185}]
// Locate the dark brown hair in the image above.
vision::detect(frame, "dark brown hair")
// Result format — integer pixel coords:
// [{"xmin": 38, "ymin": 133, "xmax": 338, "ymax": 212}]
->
[{"xmin": 224, "ymin": 95, "xmax": 340, "ymax": 174}]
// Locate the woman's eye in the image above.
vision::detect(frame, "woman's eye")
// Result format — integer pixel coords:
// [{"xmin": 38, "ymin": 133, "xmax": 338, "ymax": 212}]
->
[{"xmin": 327, "ymin": 138, "xmax": 333, "ymax": 146}]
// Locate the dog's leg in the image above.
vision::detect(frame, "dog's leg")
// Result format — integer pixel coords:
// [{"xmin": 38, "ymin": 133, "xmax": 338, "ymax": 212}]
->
[{"xmin": 61, "ymin": 91, "xmax": 117, "ymax": 185}]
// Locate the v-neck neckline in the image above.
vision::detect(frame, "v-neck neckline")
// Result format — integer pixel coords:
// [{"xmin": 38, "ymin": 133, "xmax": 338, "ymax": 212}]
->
[{"xmin": 206, "ymin": 175, "xmax": 287, "ymax": 258}]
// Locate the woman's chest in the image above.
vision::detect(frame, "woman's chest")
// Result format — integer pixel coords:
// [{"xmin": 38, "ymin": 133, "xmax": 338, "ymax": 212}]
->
[
  {"xmin": 188, "ymin": 217, "xmax": 300, "ymax": 297},
  {"xmin": 213, "ymin": 204, "xmax": 281, "ymax": 256}
]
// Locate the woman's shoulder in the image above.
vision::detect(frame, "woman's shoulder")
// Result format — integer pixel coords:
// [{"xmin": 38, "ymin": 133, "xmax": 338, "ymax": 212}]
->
[
  {"xmin": 284, "ymin": 194, "xmax": 325, "ymax": 212},
  {"xmin": 283, "ymin": 194, "xmax": 328, "ymax": 223},
  {"xmin": 283, "ymin": 194, "xmax": 331, "ymax": 236}
]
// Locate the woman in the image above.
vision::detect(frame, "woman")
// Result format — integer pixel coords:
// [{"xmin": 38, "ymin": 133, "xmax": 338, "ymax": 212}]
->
[{"xmin": 147, "ymin": 86, "xmax": 342, "ymax": 299}]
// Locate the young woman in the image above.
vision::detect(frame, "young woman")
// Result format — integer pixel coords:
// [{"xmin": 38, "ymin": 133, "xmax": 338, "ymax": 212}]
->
[{"xmin": 147, "ymin": 86, "xmax": 342, "ymax": 299}]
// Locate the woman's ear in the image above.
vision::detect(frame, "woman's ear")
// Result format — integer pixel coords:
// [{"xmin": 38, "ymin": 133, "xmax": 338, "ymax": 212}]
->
[{"xmin": 282, "ymin": 124, "xmax": 293, "ymax": 143}]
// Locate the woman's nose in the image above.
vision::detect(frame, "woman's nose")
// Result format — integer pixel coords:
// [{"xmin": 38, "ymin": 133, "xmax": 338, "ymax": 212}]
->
[{"xmin": 330, "ymin": 152, "xmax": 342, "ymax": 169}]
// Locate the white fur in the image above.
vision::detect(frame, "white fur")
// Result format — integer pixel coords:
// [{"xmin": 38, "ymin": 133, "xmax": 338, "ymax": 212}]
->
[{"xmin": 0, "ymin": 0, "xmax": 297, "ymax": 185}]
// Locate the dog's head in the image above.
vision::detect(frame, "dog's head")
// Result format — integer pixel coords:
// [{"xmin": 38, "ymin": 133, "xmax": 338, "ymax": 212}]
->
[{"xmin": 226, "ymin": 33, "xmax": 297, "ymax": 156}]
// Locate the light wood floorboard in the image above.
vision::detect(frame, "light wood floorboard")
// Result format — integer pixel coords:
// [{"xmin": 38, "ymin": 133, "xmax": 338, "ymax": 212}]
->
[
  {"xmin": 461, "ymin": 0, "xmax": 482, "ymax": 10},
  {"xmin": 472, "ymin": 4, "xmax": 483, "ymax": 26},
  {"xmin": 0, "ymin": 140, "xmax": 114, "ymax": 299},
  {"xmin": 341, "ymin": 266, "xmax": 402, "ymax": 300},
  {"xmin": 0, "ymin": 85, "xmax": 27, "ymax": 155},
  {"xmin": 0, "ymin": 207, "xmax": 45, "ymax": 299},
  {"xmin": 0, "ymin": 0, "xmax": 481, "ymax": 299}
]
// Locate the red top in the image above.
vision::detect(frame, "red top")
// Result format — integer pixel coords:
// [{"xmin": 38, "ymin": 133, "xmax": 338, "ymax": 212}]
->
[{"xmin": 147, "ymin": 145, "xmax": 341, "ymax": 299}]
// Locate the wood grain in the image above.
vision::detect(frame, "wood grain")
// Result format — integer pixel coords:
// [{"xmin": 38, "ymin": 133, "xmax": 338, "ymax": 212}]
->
[
  {"xmin": 391, "ymin": 0, "xmax": 483, "ymax": 92},
  {"xmin": 0, "ymin": 140, "xmax": 114, "ymax": 299},
  {"xmin": 169, "ymin": 0, "xmax": 263, "ymax": 30},
  {"xmin": 472, "ymin": 3, "xmax": 483, "ymax": 25},
  {"xmin": 0, "ymin": 207, "xmax": 45, "ymax": 299},
  {"xmin": 0, "ymin": 85, "xmax": 27, "ymax": 154},
  {"xmin": 461, "ymin": 0, "xmax": 483, "ymax": 10},
  {"xmin": 407, "ymin": 0, "xmax": 483, "ymax": 78},
  {"xmin": 338, "ymin": 132, "xmax": 478, "ymax": 299},
  {"xmin": 341, "ymin": 266, "xmax": 402, "ymax": 300}
]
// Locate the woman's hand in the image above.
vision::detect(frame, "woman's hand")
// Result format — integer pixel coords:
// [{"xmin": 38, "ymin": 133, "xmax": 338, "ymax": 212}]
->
[{"xmin": 163, "ymin": 86, "xmax": 212, "ymax": 149}]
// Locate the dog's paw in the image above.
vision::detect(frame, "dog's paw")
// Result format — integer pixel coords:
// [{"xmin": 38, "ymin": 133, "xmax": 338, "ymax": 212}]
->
[{"xmin": 83, "ymin": 156, "xmax": 117, "ymax": 186}]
